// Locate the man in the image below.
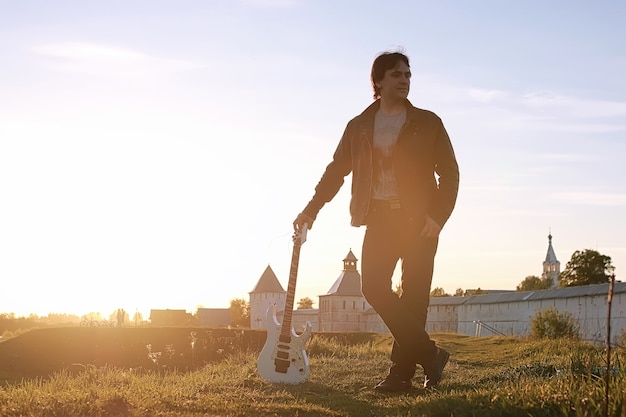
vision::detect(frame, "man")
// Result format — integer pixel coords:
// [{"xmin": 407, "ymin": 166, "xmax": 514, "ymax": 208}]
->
[{"xmin": 293, "ymin": 51, "xmax": 459, "ymax": 392}]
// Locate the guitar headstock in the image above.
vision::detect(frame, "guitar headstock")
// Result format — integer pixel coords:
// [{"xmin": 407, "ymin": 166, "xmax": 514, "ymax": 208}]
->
[{"xmin": 293, "ymin": 223, "xmax": 308, "ymax": 246}]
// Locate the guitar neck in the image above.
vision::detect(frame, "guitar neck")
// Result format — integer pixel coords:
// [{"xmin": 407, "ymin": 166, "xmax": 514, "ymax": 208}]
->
[{"xmin": 280, "ymin": 240, "xmax": 302, "ymax": 341}]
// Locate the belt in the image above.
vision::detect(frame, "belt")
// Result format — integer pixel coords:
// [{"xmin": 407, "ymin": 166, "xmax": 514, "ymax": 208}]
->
[{"xmin": 370, "ymin": 199, "xmax": 402, "ymax": 210}]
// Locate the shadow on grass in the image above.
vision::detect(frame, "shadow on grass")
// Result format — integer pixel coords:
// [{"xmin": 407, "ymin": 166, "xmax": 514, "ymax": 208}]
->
[
  {"xmin": 0, "ymin": 327, "xmax": 267, "ymax": 384},
  {"xmin": 255, "ymin": 380, "xmax": 398, "ymax": 417},
  {"xmin": 251, "ymin": 380, "xmax": 569, "ymax": 417}
]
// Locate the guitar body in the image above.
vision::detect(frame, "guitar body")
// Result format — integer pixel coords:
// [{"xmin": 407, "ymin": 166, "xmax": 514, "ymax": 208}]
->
[{"xmin": 257, "ymin": 304, "xmax": 313, "ymax": 384}]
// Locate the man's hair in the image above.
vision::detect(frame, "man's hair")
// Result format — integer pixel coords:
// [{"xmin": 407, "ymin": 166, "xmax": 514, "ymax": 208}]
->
[{"xmin": 370, "ymin": 52, "xmax": 410, "ymax": 100}]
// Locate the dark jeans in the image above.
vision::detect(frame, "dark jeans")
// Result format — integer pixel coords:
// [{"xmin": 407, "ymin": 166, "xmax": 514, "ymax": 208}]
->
[{"xmin": 361, "ymin": 202, "xmax": 438, "ymax": 379}]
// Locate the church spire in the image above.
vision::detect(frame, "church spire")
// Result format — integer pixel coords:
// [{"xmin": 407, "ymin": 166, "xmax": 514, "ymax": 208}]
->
[
  {"xmin": 343, "ymin": 249, "xmax": 358, "ymax": 271},
  {"xmin": 542, "ymin": 231, "xmax": 560, "ymax": 288}
]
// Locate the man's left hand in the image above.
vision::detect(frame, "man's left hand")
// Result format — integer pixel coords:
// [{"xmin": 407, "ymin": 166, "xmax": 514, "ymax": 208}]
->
[{"xmin": 421, "ymin": 215, "xmax": 441, "ymax": 238}]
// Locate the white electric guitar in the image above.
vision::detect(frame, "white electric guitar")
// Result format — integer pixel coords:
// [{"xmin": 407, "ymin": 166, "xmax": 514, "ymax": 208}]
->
[{"xmin": 257, "ymin": 225, "xmax": 313, "ymax": 384}]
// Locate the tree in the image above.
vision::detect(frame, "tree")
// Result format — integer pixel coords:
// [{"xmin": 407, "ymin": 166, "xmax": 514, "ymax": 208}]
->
[
  {"xmin": 430, "ymin": 287, "xmax": 450, "ymax": 297},
  {"xmin": 454, "ymin": 288, "xmax": 464, "ymax": 297},
  {"xmin": 297, "ymin": 297, "xmax": 314, "ymax": 309},
  {"xmin": 81, "ymin": 312, "xmax": 104, "ymax": 321},
  {"xmin": 44, "ymin": 313, "xmax": 80, "ymax": 325},
  {"xmin": 516, "ymin": 275, "xmax": 552, "ymax": 291},
  {"xmin": 559, "ymin": 249, "xmax": 615, "ymax": 287},
  {"xmin": 230, "ymin": 298, "xmax": 250, "ymax": 327}
]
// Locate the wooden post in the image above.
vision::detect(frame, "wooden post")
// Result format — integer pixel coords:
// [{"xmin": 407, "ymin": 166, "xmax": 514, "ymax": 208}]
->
[{"xmin": 604, "ymin": 274, "xmax": 615, "ymax": 417}]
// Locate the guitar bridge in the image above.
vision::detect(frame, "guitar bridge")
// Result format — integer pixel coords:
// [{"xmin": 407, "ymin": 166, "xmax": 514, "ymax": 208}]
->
[{"xmin": 274, "ymin": 358, "xmax": 290, "ymax": 373}]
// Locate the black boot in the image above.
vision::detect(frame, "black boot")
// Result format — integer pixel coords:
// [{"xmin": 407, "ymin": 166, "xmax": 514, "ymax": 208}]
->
[
  {"xmin": 423, "ymin": 347, "xmax": 450, "ymax": 389},
  {"xmin": 374, "ymin": 372, "xmax": 412, "ymax": 392}
]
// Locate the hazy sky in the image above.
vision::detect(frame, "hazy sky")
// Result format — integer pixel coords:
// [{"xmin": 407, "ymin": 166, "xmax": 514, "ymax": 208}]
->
[{"xmin": 1, "ymin": 1, "xmax": 625, "ymax": 318}]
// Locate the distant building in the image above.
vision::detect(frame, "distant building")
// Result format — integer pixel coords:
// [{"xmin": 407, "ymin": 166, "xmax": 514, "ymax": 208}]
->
[
  {"xmin": 542, "ymin": 232, "xmax": 561, "ymax": 288},
  {"xmin": 249, "ymin": 265, "xmax": 286, "ymax": 329},
  {"xmin": 249, "ymin": 249, "xmax": 384, "ymax": 333},
  {"xmin": 318, "ymin": 250, "xmax": 373, "ymax": 332},
  {"xmin": 149, "ymin": 309, "xmax": 193, "ymax": 326}
]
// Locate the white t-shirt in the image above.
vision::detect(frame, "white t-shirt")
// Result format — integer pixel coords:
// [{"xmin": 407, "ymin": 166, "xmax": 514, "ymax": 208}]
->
[{"xmin": 371, "ymin": 109, "xmax": 406, "ymax": 200}]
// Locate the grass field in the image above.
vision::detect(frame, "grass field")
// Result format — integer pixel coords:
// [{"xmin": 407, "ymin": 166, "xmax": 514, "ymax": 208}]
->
[{"xmin": 0, "ymin": 328, "xmax": 624, "ymax": 416}]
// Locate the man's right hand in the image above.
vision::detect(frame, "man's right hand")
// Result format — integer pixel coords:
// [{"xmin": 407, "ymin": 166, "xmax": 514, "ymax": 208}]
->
[{"xmin": 293, "ymin": 212, "xmax": 314, "ymax": 232}]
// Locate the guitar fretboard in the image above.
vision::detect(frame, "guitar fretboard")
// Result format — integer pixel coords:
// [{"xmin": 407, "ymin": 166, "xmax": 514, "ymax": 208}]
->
[{"xmin": 279, "ymin": 236, "xmax": 302, "ymax": 342}]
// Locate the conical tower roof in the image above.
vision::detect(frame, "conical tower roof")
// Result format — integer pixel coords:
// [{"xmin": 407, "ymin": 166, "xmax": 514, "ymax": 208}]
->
[
  {"xmin": 544, "ymin": 233, "xmax": 559, "ymax": 263},
  {"xmin": 250, "ymin": 265, "xmax": 285, "ymax": 293},
  {"xmin": 326, "ymin": 249, "xmax": 362, "ymax": 296},
  {"xmin": 343, "ymin": 249, "xmax": 358, "ymax": 263}
]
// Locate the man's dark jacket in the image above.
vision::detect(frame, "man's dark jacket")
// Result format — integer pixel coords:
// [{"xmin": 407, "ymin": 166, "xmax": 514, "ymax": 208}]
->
[{"xmin": 302, "ymin": 99, "xmax": 459, "ymax": 228}]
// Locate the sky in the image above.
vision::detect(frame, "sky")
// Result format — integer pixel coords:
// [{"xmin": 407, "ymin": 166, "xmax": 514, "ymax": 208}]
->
[{"xmin": 1, "ymin": 1, "xmax": 625, "ymax": 319}]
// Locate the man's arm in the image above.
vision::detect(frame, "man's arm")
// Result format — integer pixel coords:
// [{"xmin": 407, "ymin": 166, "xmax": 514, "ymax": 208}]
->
[
  {"xmin": 293, "ymin": 125, "xmax": 353, "ymax": 231},
  {"xmin": 430, "ymin": 123, "xmax": 460, "ymax": 229}
]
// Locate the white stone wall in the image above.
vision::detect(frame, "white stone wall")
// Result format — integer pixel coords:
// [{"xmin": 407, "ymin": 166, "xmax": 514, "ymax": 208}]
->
[
  {"xmin": 249, "ymin": 292, "xmax": 286, "ymax": 329},
  {"xmin": 426, "ymin": 304, "xmax": 459, "ymax": 333},
  {"xmin": 363, "ymin": 313, "xmax": 390, "ymax": 333},
  {"xmin": 453, "ymin": 292, "xmax": 626, "ymax": 344},
  {"xmin": 457, "ymin": 301, "xmax": 536, "ymax": 336},
  {"xmin": 319, "ymin": 295, "xmax": 370, "ymax": 332},
  {"xmin": 292, "ymin": 309, "xmax": 320, "ymax": 332}
]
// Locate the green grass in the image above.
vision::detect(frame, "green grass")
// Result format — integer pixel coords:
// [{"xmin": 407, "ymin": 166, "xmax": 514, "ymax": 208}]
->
[{"xmin": 0, "ymin": 332, "xmax": 624, "ymax": 416}]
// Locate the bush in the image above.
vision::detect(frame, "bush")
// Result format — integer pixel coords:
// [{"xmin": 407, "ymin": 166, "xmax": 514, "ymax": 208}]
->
[{"xmin": 530, "ymin": 307, "xmax": 579, "ymax": 339}]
